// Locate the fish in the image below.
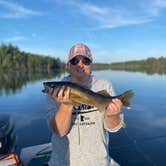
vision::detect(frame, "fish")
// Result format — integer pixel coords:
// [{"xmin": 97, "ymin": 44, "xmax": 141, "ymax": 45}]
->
[{"xmin": 42, "ymin": 81, "xmax": 134, "ymax": 112}]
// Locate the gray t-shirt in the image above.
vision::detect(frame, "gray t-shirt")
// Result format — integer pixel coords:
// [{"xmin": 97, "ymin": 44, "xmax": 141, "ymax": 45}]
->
[{"xmin": 46, "ymin": 75, "xmax": 122, "ymax": 166}]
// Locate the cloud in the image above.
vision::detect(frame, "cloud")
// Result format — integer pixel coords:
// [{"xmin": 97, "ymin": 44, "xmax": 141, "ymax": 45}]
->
[
  {"xmin": 143, "ymin": 0, "xmax": 166, "ymax": 16},
  {"xmin": 0, "ymin": 0, "xmax": 42, "ymax": 18},
  {"xmin": 56, "ymin": 0, "xmax": 166, "ymax": 29},
  {"xmin": 4, "ymin": 36, "xmax": 26, "ymax": 42},
  {"xmin": 81, "ymin": 6, "xmax": 152, "ymax": 29}
]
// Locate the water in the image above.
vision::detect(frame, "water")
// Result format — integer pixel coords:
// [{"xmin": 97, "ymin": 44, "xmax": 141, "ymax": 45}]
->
[{"xmin": 0, "ymin": 70, "xmax": 166, "ymax": 166}]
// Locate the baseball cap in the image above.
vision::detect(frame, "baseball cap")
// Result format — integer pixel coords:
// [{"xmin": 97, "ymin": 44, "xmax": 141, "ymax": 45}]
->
[{"xmin": 67, "ymin": 43, "xmax": 92, "ymax": 62}]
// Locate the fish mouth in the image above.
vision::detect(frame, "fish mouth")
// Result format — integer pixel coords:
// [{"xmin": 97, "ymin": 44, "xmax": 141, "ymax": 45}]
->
[{"xmin": 42, "ymin": 83, "xmax": 50, "ymax": 93}]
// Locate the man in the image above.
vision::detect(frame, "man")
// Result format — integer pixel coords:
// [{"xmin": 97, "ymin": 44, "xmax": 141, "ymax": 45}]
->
[{"xmin": 46, "ymin": 43, "xmax": 123, "ymax": 166}]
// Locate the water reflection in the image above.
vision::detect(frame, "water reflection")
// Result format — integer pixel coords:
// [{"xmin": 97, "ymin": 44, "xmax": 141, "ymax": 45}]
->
[
  {"xmin": 0, "ymin": 70, "xmax": 64, "ymax": 95},
  {"xmin": 1, "ymin": 67, "xmax": 166, "ymax": 95}
]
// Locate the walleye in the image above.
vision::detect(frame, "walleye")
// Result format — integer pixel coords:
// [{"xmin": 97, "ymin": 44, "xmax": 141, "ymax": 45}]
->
[{"xmin": 42, "ymin": 81, "xmax": 134, "ymax": 111}]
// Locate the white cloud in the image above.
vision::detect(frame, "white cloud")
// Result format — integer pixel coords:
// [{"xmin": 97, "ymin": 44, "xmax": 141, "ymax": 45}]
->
[
  {"xmin": 4, "ymin": 36, "xmax": 26, "ymax": 42},
  {"xmin": 139, "ymin": 0, "xmax": 166, "ymax": 16},
  {"xmin": 56, "ymin": 0, "xmax": 166, "ymax": 29},
  {"xmin": 0, "ymin": 0, "xmax": 42, "ymax": 18}
]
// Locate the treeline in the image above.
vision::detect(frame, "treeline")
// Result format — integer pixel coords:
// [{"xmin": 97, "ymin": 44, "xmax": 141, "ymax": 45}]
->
[
  {"xmin": 92, "ymin": 63, "xmax": 111, "ymax": 70},
  {"xmin": 1, "ymin": 44, "xmax": 166, "ymax": 76},
  {"xmin": 110, "ymin": 57, "xmax": 166, "ymax": 74},
  {"xmin": 0, "ymin": 44, "xmax": 65, "ymax": 73},
  {"xmin": 0, "ymin": 44, "xmax": 66, "ymax": 94}
]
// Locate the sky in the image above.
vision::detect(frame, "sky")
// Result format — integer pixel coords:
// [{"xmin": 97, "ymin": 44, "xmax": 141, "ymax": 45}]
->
[{"xmin": 0, "ymin": 0, "xmax": 166, "ymax": 63}]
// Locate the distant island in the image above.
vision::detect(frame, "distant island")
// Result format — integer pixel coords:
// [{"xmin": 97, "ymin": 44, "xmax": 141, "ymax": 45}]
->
[{"xmin": 110, "ymin": 57, "xmax": 166, "ymax": 75}]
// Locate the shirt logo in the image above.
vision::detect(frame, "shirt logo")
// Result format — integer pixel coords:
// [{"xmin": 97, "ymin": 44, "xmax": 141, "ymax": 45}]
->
[{"xmin": 72, "ymin": 104, "xmax": 97, "ymax": 127}]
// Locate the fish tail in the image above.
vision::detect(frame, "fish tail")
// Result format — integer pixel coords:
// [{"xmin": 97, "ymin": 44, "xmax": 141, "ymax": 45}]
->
[{"xmin": 119, "ymin": 90, "xmax": 134, "ymax": 108}]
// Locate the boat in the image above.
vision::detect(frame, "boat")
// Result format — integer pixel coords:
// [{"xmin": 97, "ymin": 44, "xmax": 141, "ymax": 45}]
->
[
  {"xmin": 20, "ymin": 142, "xmax": 52, "ymax": 165},
  {"xmin": 0, "ymin": 113, "xmax": 52, "ymax": 165},
  {"xmin": 0, "ymin": 113, "xmax": 21, "ymax": 165},
  {"xmin": 0, "ymin": 114, "xmax": 16, "ymax": 155}
]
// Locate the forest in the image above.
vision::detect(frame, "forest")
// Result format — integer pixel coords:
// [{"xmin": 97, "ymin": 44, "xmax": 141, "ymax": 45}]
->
[
  {"xmin": 0, "ymin": 44, "xmax": 67, "ymax": 93},
  {"xmin": 1, "ymin": 44, "xmax": 166, "ymax": 93},
  {"xmin": 110, "ymin": 57, "xmax": 166, "ymax": 74},
  {"xmin": 1, "ymin": 44, "xmax": 166, "ymax": 75},
  {"xmin": 0, "ymin": 44, "xmax": 65, "ymax": 74},
  {"xmin": 0, "ymin": 44, "xmax": 111, "ymax": 73}
]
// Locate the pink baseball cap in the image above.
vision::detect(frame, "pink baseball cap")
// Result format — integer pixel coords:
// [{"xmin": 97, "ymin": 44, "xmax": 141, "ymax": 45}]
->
[{"xmin": 67, "ymin": 43, "xmax": 92, "ymax": 62}]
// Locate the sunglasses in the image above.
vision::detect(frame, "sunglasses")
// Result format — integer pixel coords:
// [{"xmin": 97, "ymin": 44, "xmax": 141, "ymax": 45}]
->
[{"xmin": 70, "ymin": 57, "xmax": 92, "ymax": 66}]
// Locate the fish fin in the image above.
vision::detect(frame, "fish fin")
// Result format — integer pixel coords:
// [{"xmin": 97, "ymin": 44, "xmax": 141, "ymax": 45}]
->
[
  {"xmin": 119, "ymin": 90, "xmax": 134, "ymax": 108},
  {"xmin": 97, "ymin": 90, "xmax": 110, "ymax": 97}
]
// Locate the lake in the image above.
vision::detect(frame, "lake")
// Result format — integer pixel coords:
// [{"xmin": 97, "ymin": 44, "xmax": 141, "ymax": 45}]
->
[{"xmin": 0, "ymin": 70, "xmax": 166, "ymax": 166}]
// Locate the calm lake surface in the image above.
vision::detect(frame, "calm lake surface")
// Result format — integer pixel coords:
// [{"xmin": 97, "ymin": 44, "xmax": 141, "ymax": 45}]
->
[{"xmin": 0, "ymin": 70, "xmax": 166, "ymax": 166}]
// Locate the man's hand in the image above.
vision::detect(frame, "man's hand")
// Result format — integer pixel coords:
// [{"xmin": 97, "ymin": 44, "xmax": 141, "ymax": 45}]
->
[
  {"xmin": 104, "ymin": 98, "xmax": 123, "ymax": 130},
  {"xmin": 48, "ymin": 86, "xmax": 73, "ymax": 105},
  {"xmin": 105, "ymin": 98, "xmax": 122, "ymax": 117}
]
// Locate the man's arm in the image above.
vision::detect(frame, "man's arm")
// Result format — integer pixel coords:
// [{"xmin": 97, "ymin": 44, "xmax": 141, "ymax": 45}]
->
[
  {"xmin": 48, "ymin": 86, "xmax": 74, "ymax": 136},
  {"xmin": 51, "ymin": 103, "xmax": 73, "ymax": 136}
]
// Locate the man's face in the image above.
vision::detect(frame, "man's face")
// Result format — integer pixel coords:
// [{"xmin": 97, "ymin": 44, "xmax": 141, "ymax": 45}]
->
[{"xmin": 68, "ymin": 55, "xmax": 92, "ymax": 79}]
